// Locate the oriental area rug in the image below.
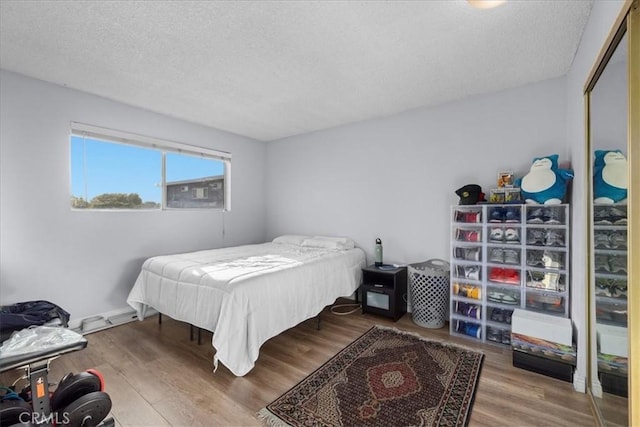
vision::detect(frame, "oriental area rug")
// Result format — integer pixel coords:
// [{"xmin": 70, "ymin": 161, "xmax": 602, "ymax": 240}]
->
[{"xmin": 258, "ymin": 325, "xmax": 484, "ymax": 427}]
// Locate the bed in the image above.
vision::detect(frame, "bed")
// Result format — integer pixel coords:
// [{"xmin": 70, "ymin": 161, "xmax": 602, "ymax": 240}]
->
[{"xmin": 126, "ymin": 235, "xmax": 366, "ymax": 376}]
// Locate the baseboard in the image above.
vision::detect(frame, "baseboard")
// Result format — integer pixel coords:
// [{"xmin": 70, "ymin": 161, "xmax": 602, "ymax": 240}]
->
[
  {"xmin": 68, "ymin": 306, "xmax": 158, "ymax": 335},
  {"xmin": 591, "ymin": 378, "xmax": 604, "ymax": 398},
  {"xmin": 573, "ymin": 372, "xmax": 587, "ymax": 393}
]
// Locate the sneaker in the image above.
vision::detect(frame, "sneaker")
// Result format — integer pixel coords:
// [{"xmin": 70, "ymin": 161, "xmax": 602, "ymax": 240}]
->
[
  {"xmin": 490, "ymin": 228, "xmax": 504, "ymax": 243},
  {"xmin": 595, "ymin": 279, "xmax": 613, "ymax": 297},
  {"xmin": 490, "ymin": 308, "xmax": 505, "ymax": 323},
  {"xmin": 466, "ymin": 230, "xmax": 481, "ymax": 242},
  {"xmin": 463, "ymin": 322, "xmax": 481, "ymax": 338},
  {"xmin": 465, "ymin": 266, "xmax": 480, "ymax": 280},
  {"xmin": 544, "ymin": 208, "xmax": 562, "ymax": 224},
  {"xmin": 467, "ymin": 211, "xmax": 481, "ymax": 223},
  {"xmin": 608, "ymin": 231, "xmax": 627, "ymax": 249},
  {"xmin": 456, "ymin": 229, "xmax": 481, "ymax": 242},
  {"xmin": 526, "ymin": 250, "xmax": 545, "ymax": 267},
  {"xmin": 609, "ymin": 255, "xmax": 627, "ymax": 274},
  {"xmin": 487, "ymin": 291, "xmax": 519, "ymax": 305},
  {"xmin": 594, "ymin": 254, "xmax": 611, "ymax": 273},
  {"xmin": 542, "ymin": 252, "xmax": 561, "ymax": 269},
  {"xmin": 527, "ymin": 270, "xmax": 545, "ymax": 288},
  {"xmin": 459, "ymin": 285, "xmax": 481, "ymax": 299},
  {"xmin": 544, "ymin": 229, "xmax": 564, "ymax": 247},
  {"xmin": 503, "ymin": 309, "xmax": 513, "ymax": 324},
  {"xmin": 607, "ymin": 207, "xmax": 627, "ymax": 225},
  {"xmin": 466, "ymin": 304, "xmax": 481, "ymax": 319},
  {"xmin": 489, "ymin": 207, "xmax": 505, "ymax": 223},
  {"xmin": 464, "ymin": 247, "xmax": 481, "ymax": 261},
  {"xmin": 503, "ymin": 249, "xmax": 519, "ymax": 265},
  {"xmin": 545, "ymin": 298, "xmax": 565, "ymax": 313},
  {"xmin": 504, "ymin": 207, "xmax": 521, "ymax": 223},
  {"xmin": 611, "ymin": 309, "xmax": 627, "ymax": 324},
  {"xmin": 527, "ymin": 208, "xmax": 545, "ymax": 224},
  {"xmin": 504, "ymin": 228, "xmax": 520, "ymax": 244},
  {"xmin": 501, "ymin": 330, "xmax": 511, "ymax": 345},
  {"xmin": 489, "ymin": 267, "xmax": 505, "ymax": 282},
  {"xmin": 487, "ymin": 327, "xmax": 501, "ymax": 342},
  {"xmin": 455, "ymin": 210, "xmax": 481, "ymax": 223},
  {"xmin": 455, "ymin": 301, "xmax": 469, "ymax": 315},
  {"xmin": 502, "ymin": 268, "xmax": 520, "ymax": 285},
  {"xmin": 487, "ymin": 292, "xmax": 503, "ymax": 303},
  {"xmin": 550, "ymin": 251, "xmax": 565, "ymax": 269},
  {"xmin": 526, "ymin": 296, "xmax": 545, "ymax": 310},
  {"xmin": 541, "ymin": 272, "xmax": 560, "ymax": 290},
  {"xmin": 611, "ymin": 281, "xmax": 627, "ymax": 298},
  {"xmin": 594, "ymin": 207, "xmax": 613, "ymax": 225},
  {"xmin": 527, "ymin": 229, "xmax": 545, "ymax": 245},
  {"xmin": 594, "ymin": 231, "xmax": 611, "ymax": 249},
  {"xmin": 501, "ymin": 293, "xmax": 519, "ymax": 304},
  {"xmin": 489, "ymin": 248, "xmax": 504, "ymax": 263}
]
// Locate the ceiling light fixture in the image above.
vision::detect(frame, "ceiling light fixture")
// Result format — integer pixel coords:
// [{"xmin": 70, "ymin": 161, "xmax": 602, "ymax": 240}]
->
[{"xmin": 467, "ymin": 0, "xmax": 507, "ymax": 9}]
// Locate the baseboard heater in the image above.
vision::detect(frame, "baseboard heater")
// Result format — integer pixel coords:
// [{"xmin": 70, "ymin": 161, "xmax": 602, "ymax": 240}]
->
[{"xmin": 70, "ymin": 307, "xmax": 158, "ymax": 335}]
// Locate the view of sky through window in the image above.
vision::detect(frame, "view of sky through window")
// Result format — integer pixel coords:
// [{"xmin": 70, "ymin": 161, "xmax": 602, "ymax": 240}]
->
[{"xmin": 70, "ymin": 136, "xmax": 225, "ymax": 205}]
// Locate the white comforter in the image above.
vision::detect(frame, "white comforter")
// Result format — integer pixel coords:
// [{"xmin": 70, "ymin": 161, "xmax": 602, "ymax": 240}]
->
[{"xmin": 126, "ymin": 242, "xmax": 365, "ymax": 376}]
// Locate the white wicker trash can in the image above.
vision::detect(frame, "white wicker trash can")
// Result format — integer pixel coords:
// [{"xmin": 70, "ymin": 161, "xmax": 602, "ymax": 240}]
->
[{"xmin": 409, "ymin": 259, "xmax": 450, "ymax": 329}]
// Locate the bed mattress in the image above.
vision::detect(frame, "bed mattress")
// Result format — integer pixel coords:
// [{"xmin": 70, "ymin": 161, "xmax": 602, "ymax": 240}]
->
[{"xmin": 127, "ymin": 242, "xmax": 365, "ymax": 376}]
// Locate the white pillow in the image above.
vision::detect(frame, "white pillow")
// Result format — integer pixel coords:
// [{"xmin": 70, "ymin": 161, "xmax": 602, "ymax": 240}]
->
[
  {"xmin": 301, "ymin": 236, "xmax": 355, "ymax": 250},
  {"xmin": 272, "ymin": 235, "xmax": 311, "ymax": 246}
]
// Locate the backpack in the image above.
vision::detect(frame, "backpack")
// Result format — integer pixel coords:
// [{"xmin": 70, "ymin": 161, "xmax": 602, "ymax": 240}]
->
[{"xmin": 0, "ymin": 300, "xmax": 71, "ymax": 342}]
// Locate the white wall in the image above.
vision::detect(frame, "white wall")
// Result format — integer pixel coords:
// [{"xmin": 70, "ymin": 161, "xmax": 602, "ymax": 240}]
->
[
  {"xmin": 265, "ymin": 77, "xmax": 568, "ymax": 266},
  {"xmin": 0, "ymin": 70, "xmax": 266, "ymax": 320},
  {"xmin": 565, "ymin": 0, "xmax": 626, "ymax": 394}
]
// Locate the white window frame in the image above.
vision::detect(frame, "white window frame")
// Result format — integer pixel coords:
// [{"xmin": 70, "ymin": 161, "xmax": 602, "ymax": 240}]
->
[{"xmin": 70, "ymin": 122, "xmax": 231, "ymax": 211}]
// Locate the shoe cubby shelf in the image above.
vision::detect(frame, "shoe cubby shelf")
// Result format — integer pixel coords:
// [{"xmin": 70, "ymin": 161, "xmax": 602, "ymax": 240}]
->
[
  {"xmin": 593, "ymin": 203, "xmax": 628, "ymax": 329},
  {"xmin": 450, "ymin": 203, "xmax": 571, "ymax": 346}
]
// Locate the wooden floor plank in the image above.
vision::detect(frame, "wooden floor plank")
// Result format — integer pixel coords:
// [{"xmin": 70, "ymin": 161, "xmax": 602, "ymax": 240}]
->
[{"xmin": 95, "ymin": 363, "xmax": 172, "ymax": 427}]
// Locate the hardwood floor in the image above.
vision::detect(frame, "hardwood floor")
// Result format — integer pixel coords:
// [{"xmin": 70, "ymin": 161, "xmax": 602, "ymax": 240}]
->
[{"xmin": 1, "ymin": 304, "xmax": 599, "ymax": 427}]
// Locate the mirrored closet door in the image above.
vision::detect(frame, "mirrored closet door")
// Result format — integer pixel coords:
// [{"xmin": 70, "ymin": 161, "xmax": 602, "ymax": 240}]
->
[
  {"xmin": 589, "ymin": 29, "xmax": 628, "ymax": 427},
  {"xmin": 585, "ymin": 1, "xmax": 638, "ymax": 425}
]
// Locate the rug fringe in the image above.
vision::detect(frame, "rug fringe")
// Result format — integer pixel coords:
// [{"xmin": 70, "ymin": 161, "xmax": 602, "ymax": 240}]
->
[
  {"xmin": 256, "ymin": 408, "xmax": 291, "ymax": 427},
  {"xmin": 372, "ymin": 324, "xmax": 485, "ymax": 355}
]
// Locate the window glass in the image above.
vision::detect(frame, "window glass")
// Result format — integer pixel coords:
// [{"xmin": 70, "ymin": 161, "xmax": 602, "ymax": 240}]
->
[
  {"xmin": 165, "ymin": 152, "xmax": 225, "ymax": 209},
  {"xmin": 70, "ymin": 136, "xmax": 161, "ymax": 209}
]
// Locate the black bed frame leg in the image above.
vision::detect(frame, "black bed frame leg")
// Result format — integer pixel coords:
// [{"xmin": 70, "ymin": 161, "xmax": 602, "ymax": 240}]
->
[
  {"xmin": 158, "ymin": 313, "xmax": 162, "ymax": 324},
  {"xmin": 189, "ymin": 325, "xmax": 203, "ymax": 344}
]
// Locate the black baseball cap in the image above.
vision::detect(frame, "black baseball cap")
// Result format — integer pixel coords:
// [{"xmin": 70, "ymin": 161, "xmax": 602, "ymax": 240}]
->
[{"xmin": 455, "ymin": 184, "xmax": 485, "ymax": 205}]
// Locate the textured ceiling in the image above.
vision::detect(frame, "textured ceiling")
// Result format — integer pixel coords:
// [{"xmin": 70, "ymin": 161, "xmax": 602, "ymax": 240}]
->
[{"xmin": 0, "ymin": 1, "xmax": 593, "ymax": 141}]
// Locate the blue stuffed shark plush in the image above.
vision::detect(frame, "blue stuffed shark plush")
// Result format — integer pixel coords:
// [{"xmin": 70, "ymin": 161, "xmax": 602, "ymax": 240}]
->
[
  {"xmin": 516, "ymin": 154, "xmax": 574, "ymax": 205},
  {"xmin": 593, "ymin": 149, "xmax": 628, "ymax": 203}
]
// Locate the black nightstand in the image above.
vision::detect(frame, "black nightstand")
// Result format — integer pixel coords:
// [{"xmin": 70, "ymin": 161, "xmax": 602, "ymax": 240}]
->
[{"xmin": 361, "ymin": 265, "xmax": 407, "ymax": 321}]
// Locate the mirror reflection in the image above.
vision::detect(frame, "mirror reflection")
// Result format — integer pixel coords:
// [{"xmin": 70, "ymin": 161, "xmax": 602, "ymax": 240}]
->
[{"xmin": 589, "ymin": 31, "xmax": 628, "ymax": 426}]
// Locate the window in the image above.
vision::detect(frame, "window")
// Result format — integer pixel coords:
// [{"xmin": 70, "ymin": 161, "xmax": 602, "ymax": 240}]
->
[
  {"xmin": 193, "ymin": 188, "xmax": 208, "ymax": 199},
  {"xmin": 70, "ymin": 123, "xmax": 231, "ymax": 210}
]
